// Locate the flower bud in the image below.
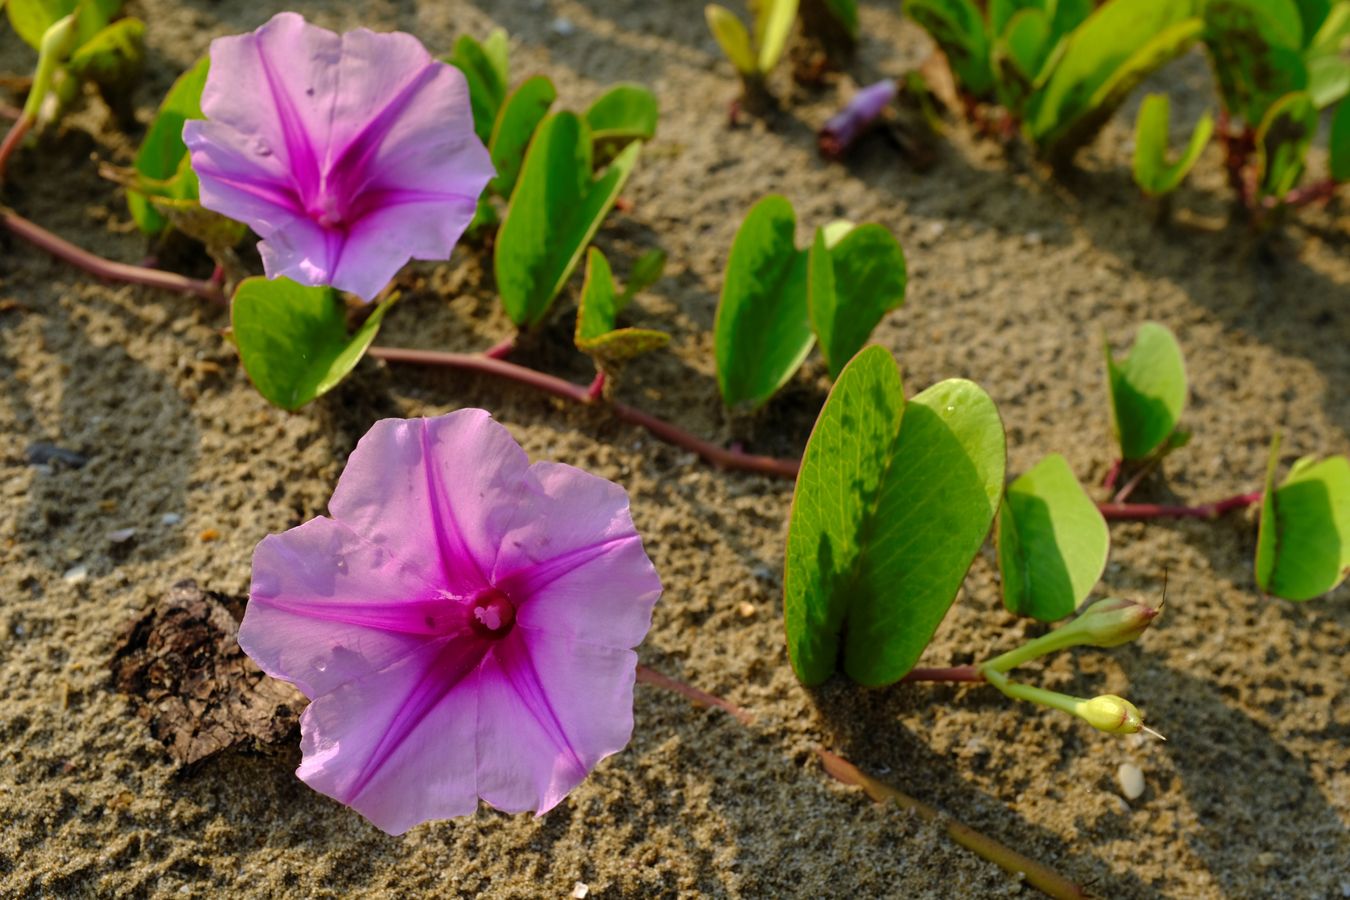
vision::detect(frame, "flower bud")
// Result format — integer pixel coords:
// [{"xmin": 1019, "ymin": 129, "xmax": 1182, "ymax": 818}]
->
[
  {"xmin": 1078, "ymin": 694, "xmax": 1144, "ymax": 734},
  {"xmin": 1064, "ymin": 597, "xmax": 1161, "ymax": 648}
]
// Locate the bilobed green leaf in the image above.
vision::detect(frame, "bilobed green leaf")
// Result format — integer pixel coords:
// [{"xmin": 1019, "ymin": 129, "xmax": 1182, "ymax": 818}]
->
[
  {"xmin": 754, "ymin": 0, "xmax": 800, "ymax": 73},
  {"xmin": 495, "ymin": 112, "xmax": 640, "ymax": 327},
  {"xmin": 1028, "ymin": 0, "xmax": 1202, "ymax": 164},
  {"xmin": 449, "ymin": 31, "xmax": 509, "ymax": 144},
  {"xmin": 706, "ymin": 4, "xmax": 757, "ymax": 76},
  {"xmin": 488, "ymin": 75, "xmax": 556, "ymax": 200},
  {"xmin": 997, "ymin": 453, "xmax": 1109, "ymax": 621},
  {"xmin": 807, "ymin": 224, "xmax": 907, "ymax": 378},
  {"xmin": 906, "ymin": 0, "xmax": 994, "ymax": 97},
  {"xmin": 784, "ymin": 346, "xmax": 1005, "ymax": 686},
  {"xmin": 574, "ymin": 248, "xmax": 670, "ymax": 364},
  {"xmin": 1203, "ymin": 0, "xmax": 1308, "ymax": 124},
  {"xmin": 129, "ymin": 56, "xmax": 208, "ymax": 235},
  {"xmin": 1255, "ymin": 90, "xmax": 1317, "ymax": 199},
  {"xmin": 1132, "ymin": 92, "xmax": 1215, "ymax": 196},
  {"xmin": 1105, "ymin": 321, "xmax": 1188, "ymax": 461},
  {"xmin": 714, "ymin": 195, "xmax": 813, "ymax": 410},
  {"xmin": 232, "ymin": 278, "xmax": 393, "ymax": 411},
  {"xmin": 1255, "ymin": 435, "xmax": 1350, "ymax": 601},
  {"xmin": 586, "ymin": 83, "xmax": 658, "ymax": 152},
  {"xmin": 1331, "ymin": 99, "xmax": 1350, "ymax": 181}
]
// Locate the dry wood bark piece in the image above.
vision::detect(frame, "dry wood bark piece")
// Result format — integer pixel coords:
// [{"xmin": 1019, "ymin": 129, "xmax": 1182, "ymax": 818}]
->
[{"xmin": 110, "ymin": 579, "xmax": 303, "ymax": 767}]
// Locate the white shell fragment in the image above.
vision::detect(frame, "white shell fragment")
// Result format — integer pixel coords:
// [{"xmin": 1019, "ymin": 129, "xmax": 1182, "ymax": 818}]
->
[{"xmin": 1117, "ymin": 762, "xmax": 1145, "ymax": 801}]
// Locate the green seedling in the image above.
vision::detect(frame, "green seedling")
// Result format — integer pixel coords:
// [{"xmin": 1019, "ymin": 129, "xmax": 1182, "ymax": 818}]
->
[
  {"xmin": 715, "ymin": 195, "xmax": 906, "ymax": 410},
  {"xmin": 574, "ymin": 247, "xmax": 671, "ymax": 372},
  {"xmin": 1132, "ymin": 92, "xmax": 1215, "ymax": 199},
  {"xmin": 1255, "ymin": 434, "xmax": 1350, "ymax": 601},
  {"xmin": 1104, "ymin": 321, "xmax": 1188, "ymax": 463},
  {"xmin": 705, "ymin": 0, "xmax": 800, "ymax": 108}
]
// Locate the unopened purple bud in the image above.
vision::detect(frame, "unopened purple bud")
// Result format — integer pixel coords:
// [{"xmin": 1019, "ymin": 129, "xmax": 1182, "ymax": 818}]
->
[{"xmin": 819, "ymin": 79, "xmax": 897, "ymax": 159}]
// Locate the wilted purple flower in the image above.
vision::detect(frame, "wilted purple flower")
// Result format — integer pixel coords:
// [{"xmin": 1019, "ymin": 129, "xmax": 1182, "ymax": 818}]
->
[
  {"xmin": 183, "ymin": 13, "xmax": 493, "ymax": 301},
  {"xmin": 239, "ymin": 410, "xmax": 662, "ymax": 834},
  {"xmin": 819, "ymin": 78, "xmax": 897, "ymax": 159}
]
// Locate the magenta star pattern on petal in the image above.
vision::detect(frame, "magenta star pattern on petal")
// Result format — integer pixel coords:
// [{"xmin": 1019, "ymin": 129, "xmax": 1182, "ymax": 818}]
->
[
  {"xmin": 183, "ymin": 13, "xmax": 494, "ymax": 301},
  {"xmin": 238, "ymin": 410, "xmax": 662, "ymax": 834}
]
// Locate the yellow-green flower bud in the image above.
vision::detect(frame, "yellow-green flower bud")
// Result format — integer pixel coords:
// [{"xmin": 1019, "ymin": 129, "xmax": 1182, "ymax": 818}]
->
[
  {"xmin": 1067, "ymin": 597, "xmax": 1161, "ymax": 648},
  {"xmin": 1078, "ymin": 694, "xmax": 1144, "ymax": 734}
]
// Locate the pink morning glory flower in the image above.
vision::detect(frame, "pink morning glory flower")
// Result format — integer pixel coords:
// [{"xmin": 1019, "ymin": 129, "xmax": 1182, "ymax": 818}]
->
[
  {"xmin": 238, "ymin": 410, "xmax": 662, "ymax": 834},
  {"xmin": 183, "ymin": 13, "xmax": 494, "ymax": 301}
]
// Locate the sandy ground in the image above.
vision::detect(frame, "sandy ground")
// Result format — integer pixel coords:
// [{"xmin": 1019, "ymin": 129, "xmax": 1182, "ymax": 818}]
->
[{"xmin": 1, "ymin": 0, "xmax": 1348, "ymax": 896}]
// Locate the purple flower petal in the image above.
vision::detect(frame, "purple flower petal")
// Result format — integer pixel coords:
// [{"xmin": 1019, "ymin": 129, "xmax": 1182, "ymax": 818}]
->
[
  {"xmin": 475, "ymin": 630, "xmax": 637, "ymax": 814},
  {"xmin": 297, "ymin": 635, "xmax": 483, "ymax": 833},
  {"xmin": 241, "ymin": 409, "xmax": 661, "ymax": 833},
  {"xmin": 327, "ymin": 412, "xmax": 529, "ymax": 596},
  {"xmin": 494, "ymin": 462, "xmax": 662, "ymax": 650},
  {"xmin": 184, "ymin": 13, "xmax": 493, "ymax": 301}
]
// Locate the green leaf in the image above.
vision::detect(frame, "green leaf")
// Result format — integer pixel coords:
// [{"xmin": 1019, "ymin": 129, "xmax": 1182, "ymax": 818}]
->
[
  {"xmin": 574, "ymin": 248, "xmax": 670, "ymax": 364},
  {"xmin": 129, "ymin": 56, "xmax": 208, "ymax": 235},
  {"xmin": 232, "ymin": 278, "xmax": 393, "ymax": 411},
  {"xmin": 6, "ymin": 0, "xmax": 72, "ymax": 49},
  {"xmin": 1294, "ymin": 0, "xmax": 1332, "ymax": 39},
  {"xmin": 66, "ymin": 16, "xmax": 142, "ymax": 90},
  {"xmin": 754, "ymin": 0, "xmax": 800, "ymax": 73},
  {"xmin": 1255, "ymin": 435, "xmax": 1350, "ymax": 600},
  {"xmin": 997, "ymin": 453, "xmax": 1110, "ymax": 621},
  {"xmin": 784, "ymin": 346, "xmax": 1006, "ymax": 686},
  {"xmin": 906, "ymin": 0, "xmax": 994, "ymax": 97},
  {"xmin": 495, "ymin": 112, "xmax": 640, "ymax": 328},
  {"xmin": 1105, "ymin": 321, "xmax": 1188, "ymax": 461},
  {"xmin": 807, "ymin": 224, "xmax": 907, "ymax": 379},
  {"xmin": 1306, "ymin": 53, "xmax": 1350, "ymax": 108},
  {"xmin": 586, "ymin": 83, "xmax": 659, "ymax": 153},
  {"xmin": 1255, "ymin": 90, "xmax": 1317, "ymax": 199},
  {"xmin": 619, "ymin": 247, "xmax": 667, "ymax": 308},
  {"xmin": 990, "ymin": 0, "xmax": 1045, "ymax": 40},
  {"xmin": 1132, "ymin": 92, "xmax": 1215, "ymax": 196},
  {"xmin": 449, "ymin": 31, "xmax": 509, "ymax": 144},
  {"xmin": 706, "ymin": 4, "xmax": 757, "ymax": 76},
  {"xmin": 714, "ymin": 195, "xmax": 813, "ymax": 410},
  {"xmin": 1308, "ymin": 1, "xmax": 1350, "ymax": 54},
  {"xmin": 1331, "ymin": 99, "xmax": 1350, "ymax": 181},
  {"xmin": 993, "ymin": 8, "xmax": 1052, "ymax": 114},
  {"xmin": 1028, "ymin": 0, "xmax": 1202, "ymax": 164},
  {"xmin": 1203, "ymin": 0, "xmax": 1308, "ymax": 124},
  {"xmin": 488, "ymin": 75, "xmax": 556, "ymax": 200}
]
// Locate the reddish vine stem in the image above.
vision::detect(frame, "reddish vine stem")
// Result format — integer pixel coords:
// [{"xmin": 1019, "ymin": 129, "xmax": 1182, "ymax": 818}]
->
[
  {"xmin": 638, "ymin": 664, "xmax": 1086, "ymax": 898},
  {"xmin": 1, "ymin": 207, "xmax": 226, "ymax": 303},
  {"xmin": 482, "ymin": 335, "xmax": 516, "ymax": 359},
  {"xmin": 1273, "ymin": 179, "xmax": 1338, "ymax": 209},
  {"xmin": 0, "ymin": 113, "xmax": 33, "ymax": 184},
  {"xmin": 817, "ymin": 750, "xmax": 1090, "ymax": 899},
  {"xmin": 901, "ymin": 665, "xmax": 985, "ymax": 683},
  {"xmin": 1098, "ymin": 491, "xmax": 1261, "ymax": 520},
  {"xmin": 367, "ymin": 345, "xmax": 801, "ymax": 479}
]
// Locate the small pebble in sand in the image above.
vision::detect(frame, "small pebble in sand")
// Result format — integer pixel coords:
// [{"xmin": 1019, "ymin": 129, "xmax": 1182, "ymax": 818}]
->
[
  {"xmin": 737, "ymin": 602, "xmax": 756, "ymax": 618},
  {"xmin": 199, "ymin": 528, "xmax": 221, "ymax": 542},
  {"xmin": 551, "ymin": 16, "xmax": 575, "ymax": 36},
  {"xmin": 108, "ymin": 528, "xmax": 136, "ymax": 544},
  {"xmin": 570, "ymin": 883, "xmax": 589, "ymax": 899},
  {"xmin": 160, "ymin": 513, "xmax": 182, "ymax": 526},
  {"xmin": 1117, "ymin": 762, "xmax": 1145, "ymax": 800},
  {"xmin": 62, "ymin": 564, "xmax": 89, "ymax": 584}
]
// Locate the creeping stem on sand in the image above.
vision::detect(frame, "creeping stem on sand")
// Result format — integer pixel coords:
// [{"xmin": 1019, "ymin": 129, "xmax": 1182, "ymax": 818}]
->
[
  {"xmin": 0, "ymin": 212, "xmax": 1265, "ymax": 517},
  {"xmin": 638, "ymin": 666, "xmax": 1089, "ymax": 900}
]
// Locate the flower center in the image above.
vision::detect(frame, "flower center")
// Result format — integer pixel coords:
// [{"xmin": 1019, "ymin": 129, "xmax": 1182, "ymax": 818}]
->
[
  {"xmin": 309, "ymin": 192, "xmax": 347, "ymax": 229},
  {"xmin": 469, "ymin": 589, "xmax": 516, "ymax": 639}
]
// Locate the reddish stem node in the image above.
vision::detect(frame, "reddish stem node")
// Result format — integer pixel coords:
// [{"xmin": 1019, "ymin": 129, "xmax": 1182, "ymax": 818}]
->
[
  {"xmin": 586, "ymin": 370, "xmax": 606, "ymax": 401},
  {"xmin": 1101, "ymin": 458, "xmax": 1123, "ymax": 492},
  {"xmin": 1, "ymin": 208, "xmax": 226, "ymax": 304},
  {"xmin": 1098, "ymin": 491, "xmax": 1261, "ymax": 521},
  {"xmin": 482, "ymin": 335, "xmax": 516, "ymax": 360}
]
